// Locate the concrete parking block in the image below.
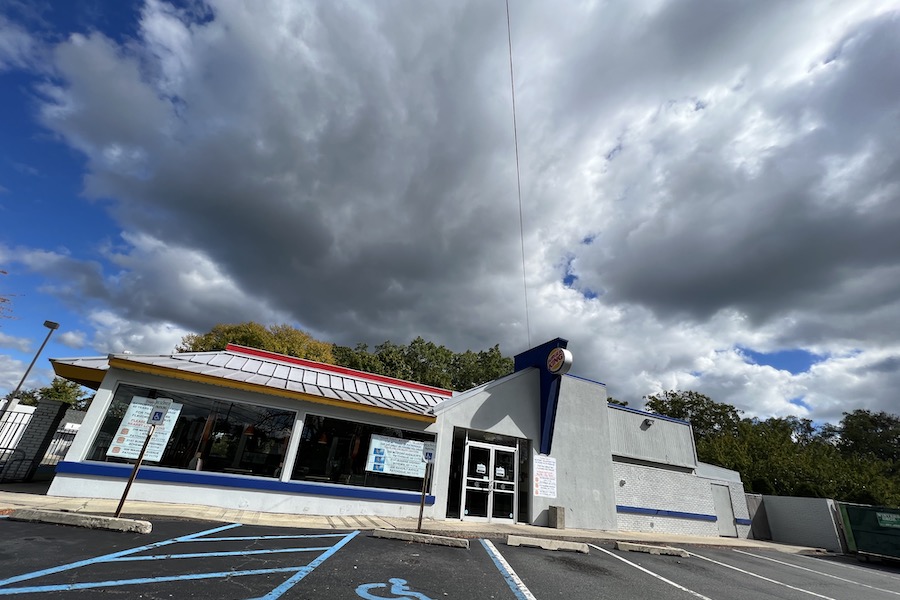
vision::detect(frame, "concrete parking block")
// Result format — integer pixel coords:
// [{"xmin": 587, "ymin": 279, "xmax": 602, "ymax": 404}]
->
[
  {"xmin": 9, "ymin": 508, "xmax": 152, "ymax": 534},
  {"xmin": 372, "ymin": 528, "xmax": 469, "ymax": 548},
  {"xmin": 507, "ymin": 534, "xmax": 589, "ymax": 553},
  {"xmin": 615, "ymin": 540, "xmax": 688, "ymax": 557}
]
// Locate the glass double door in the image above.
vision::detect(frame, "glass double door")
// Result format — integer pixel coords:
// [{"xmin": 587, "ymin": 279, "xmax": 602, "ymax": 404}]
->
[{"xmin": 461, "ymin": 441, "xmax": 517, "ymax": 523}]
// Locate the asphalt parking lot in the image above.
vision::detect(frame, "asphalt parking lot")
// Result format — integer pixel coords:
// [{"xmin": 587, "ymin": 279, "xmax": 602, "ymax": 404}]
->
[{"xmin": 1, "ymin": 517, "xmax": 898, "ymax": 599}]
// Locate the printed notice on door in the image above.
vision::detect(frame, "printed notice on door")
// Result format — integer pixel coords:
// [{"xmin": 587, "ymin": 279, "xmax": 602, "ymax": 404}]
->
[
  {"xmin": 533, "ymin": 455, "xmax": 557, "ymax": 498},
  {"xmin": 365, "ymin": 434, "xmax": 428, "ymax": 478},
  {"xmin": 106, "ymin": 396, "xmax": 182, "ymax": 462}
]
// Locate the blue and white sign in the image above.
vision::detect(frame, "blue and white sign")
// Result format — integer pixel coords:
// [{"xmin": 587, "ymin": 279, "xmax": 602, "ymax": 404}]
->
[
  {"xmin": 107, "ymin": 397, "xmax": 182, "ymax": 462},
  {"xmin": 365, "ymin": 434, "xmax": 432, "ymax": 478}
]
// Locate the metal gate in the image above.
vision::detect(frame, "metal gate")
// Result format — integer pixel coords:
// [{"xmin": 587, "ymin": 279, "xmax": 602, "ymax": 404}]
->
[{"xmin": 0, "ymin": 409, "xmax": 35, "ymax": 482}]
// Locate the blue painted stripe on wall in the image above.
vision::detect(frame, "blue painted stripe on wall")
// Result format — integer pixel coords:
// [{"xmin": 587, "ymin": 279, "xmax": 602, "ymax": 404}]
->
[
  {"xmin": 56, "ymin": 462, "xmax": 434, "ymax": 505},
  {"xmin": 735, "ymin": 518, "xmax": 752, "ymax": 525},
  {"xmin": 616, "ymin": 504, "xmax": 717, "ymax": 522}
]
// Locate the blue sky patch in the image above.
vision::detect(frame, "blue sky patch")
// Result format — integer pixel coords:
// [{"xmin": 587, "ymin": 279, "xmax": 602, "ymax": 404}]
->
[
  {"xmin": 789, "ymin": 396, "xmax": 810, "ymax": 410},
  {"xmin": 740, "ymin": 347, "xmax": 824, "ymax": 375}
]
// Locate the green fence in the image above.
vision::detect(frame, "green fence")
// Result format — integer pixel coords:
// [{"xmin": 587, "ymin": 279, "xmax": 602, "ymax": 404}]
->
[{"xmin": 839, "ymin": 504, "xmax": 900, "ymax": 560}]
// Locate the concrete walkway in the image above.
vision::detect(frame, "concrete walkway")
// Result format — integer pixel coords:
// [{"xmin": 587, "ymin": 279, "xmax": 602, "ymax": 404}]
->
[{"xmin": 0, "ymin": 487, "xmax": 818, "ymax": 554}]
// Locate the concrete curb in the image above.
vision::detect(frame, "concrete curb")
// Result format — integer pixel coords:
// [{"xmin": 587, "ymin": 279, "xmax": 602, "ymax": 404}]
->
[
  {"xmin": 9, "ymin": 509, "xmax": 153, "ymax": 534},
  {"xmin": 615, "ymin": 540, "xmax": 688, "ymax": 557},
  {"xmin": 507, "ymin": 534, "xmax": 589, "ymax": 553},
  {"xmin": 372, "ymin": 529, "xmax": 469, "ymax": 549}
]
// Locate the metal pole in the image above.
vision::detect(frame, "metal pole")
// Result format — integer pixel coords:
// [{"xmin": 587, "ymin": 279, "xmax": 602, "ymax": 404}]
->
[
  {"xmin": 114, "ymin": 424, "xmax": 156, "ymax": 518},
  {"xmin": 0, "ymin": 321, "xmax": 59, "ymax": 423},
  {"xmin": 417, "ymin": 462, "xmax": 432, "ymax": 533}
]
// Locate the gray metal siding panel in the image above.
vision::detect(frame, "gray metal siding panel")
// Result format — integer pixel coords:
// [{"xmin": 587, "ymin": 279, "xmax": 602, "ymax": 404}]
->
[{"xmin": 608, "ymin": 408, "xmax": 697, "ymax": 467}]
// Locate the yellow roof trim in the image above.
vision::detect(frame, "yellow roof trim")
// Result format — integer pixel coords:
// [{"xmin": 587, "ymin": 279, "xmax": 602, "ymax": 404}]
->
[
  {"xmin": 51, "ymin": 360, "xmax": 106, "ymax": 390},
  {"xmin": 107, "ymin": 357, "xmax": 436, "ymax": 423}
]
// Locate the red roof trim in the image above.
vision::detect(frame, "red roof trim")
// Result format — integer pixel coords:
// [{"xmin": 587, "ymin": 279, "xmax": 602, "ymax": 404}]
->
[{"xmin": 225, "ymin": 344, "xmax": 453, "ymax": 397}]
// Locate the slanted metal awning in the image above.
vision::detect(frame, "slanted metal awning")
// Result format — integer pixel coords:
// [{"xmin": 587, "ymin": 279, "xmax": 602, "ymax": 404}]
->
[{"xmin": 51, "ymin": 345, "xmax": 452, "ymax": 423}]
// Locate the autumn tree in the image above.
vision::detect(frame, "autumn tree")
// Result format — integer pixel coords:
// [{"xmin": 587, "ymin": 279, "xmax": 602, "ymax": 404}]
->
[{"xmin": 177, "ymin": 322, "xmax": 335, "ymax": 363}]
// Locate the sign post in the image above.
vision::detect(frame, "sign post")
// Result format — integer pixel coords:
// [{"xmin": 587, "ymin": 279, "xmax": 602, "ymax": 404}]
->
[
  {"xmin": 113, "ymin": 398, "xmax": 172, "ymax": 518},
  {"xmin": 416, "ymin": 442, "xmax": 436, "ymax": 533}
]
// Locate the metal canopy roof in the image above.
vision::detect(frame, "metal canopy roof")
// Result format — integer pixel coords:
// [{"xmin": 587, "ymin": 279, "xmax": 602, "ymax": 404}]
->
[{"xmin": 52, "ymin": 345, "xmax": 452, "ymax": 422}]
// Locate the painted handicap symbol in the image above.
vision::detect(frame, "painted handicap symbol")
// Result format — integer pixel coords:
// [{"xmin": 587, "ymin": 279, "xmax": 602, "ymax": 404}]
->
[{"xmin": 355, "ymin": 577, "xmax": 434, "ymax": 600}]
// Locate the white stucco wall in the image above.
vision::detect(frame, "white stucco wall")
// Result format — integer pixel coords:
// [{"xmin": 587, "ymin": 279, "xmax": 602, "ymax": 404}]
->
[
  {"xmin": 432, "ymin": 370, "xmax": 617, "ymax": 530},
  {"xmin": 544, "ymin": 375, "xmax": 617, "ymax": 531},
  {"xmin": 431, "ymin": 370, "xmax": 540, "ymax": 520}
]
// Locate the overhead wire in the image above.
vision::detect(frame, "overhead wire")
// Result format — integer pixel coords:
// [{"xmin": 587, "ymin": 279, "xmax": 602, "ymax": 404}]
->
[{"xmin": 505, "ymin": 0, "xmax": 532, "ymax": 349}]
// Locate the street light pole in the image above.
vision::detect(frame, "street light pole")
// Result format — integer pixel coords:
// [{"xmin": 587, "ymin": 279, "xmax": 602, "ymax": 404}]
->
[{"xmin": 0, "ymin": 320, "xmax": 60, "ymax": 422}]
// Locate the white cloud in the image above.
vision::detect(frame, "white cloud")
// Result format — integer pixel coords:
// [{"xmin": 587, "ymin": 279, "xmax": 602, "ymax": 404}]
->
[
  {"xmin": 0, "ymin": 14, "xmax": 34, "ymax": 71},
  {"xmin": 0, "ymin": 332, "xmax": 31, "ymax": 352},
  {"xmin": 3, "ymin": 0, "xmax": 899, "ymax": 425}
]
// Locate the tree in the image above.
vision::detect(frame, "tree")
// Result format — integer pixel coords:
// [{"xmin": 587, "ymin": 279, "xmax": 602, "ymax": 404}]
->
[
  {"xmin": 177, "ymin": 322, "xmax": 335, "ymax": 363},
  {"xmin": 834, "ymin": 409, "xmax": 900, "ymax": 463},
  {"xmin": 3, "ymin": 378, "xmax": 92, "ymax": 411},
  {"xmin": 333, "ymin": 338, "xmax": 514, "ymax": 391},
  {"xmin": 643, "ymin": 390, "xmax": 742, "ymax": 440},
  {"xmin": 607, "ymin": 397, "xmax": 629, "ymax": 406},
  {"xmin": 179, "ymin": 322, "xmax": 515, "ymax": 392},
  {"xmin": 3, "ymin": 388, "xmax": 40, "ymax": 407},
  {"xmin": 40, "ymin": 378, "xmax": 92, "ymax": 410}
]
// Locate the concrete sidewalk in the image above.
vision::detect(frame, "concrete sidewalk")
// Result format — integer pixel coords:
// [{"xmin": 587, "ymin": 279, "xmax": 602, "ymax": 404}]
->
[{"xmin": 0, "ymin": 488, "xmax": 819, "ymax": 554}]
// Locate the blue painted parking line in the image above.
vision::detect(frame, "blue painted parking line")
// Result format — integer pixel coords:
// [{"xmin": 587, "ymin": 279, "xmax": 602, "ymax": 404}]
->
[
  {"xmin": 0, "ymin": 523, "xmax": 359, "ymax": 599},
  {"xmin": 480, "ymin": 539, "xmax": 536, "ymax": 600},
  {"xmin": 0, "ymin": 522, "xmax": 241, "ymax": 589},
  {"xmin": 103, "ymin": 545, "xmax": 335, "ymax": 561}
]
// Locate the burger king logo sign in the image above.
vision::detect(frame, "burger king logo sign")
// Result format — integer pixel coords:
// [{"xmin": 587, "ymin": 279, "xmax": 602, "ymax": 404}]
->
[{"xmin": 547, "ymin": 347, "xmax": 573, "ymax": 375}]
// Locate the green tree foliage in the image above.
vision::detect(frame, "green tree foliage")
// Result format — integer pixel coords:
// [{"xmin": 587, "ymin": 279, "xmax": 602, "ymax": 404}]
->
[
  {"xmin": 644, "ymin": 390, "xmax": 742, "ymax": 439},
  {"xmin": 177, "ymin": 322, "xmax": 335, "ymax": 363},
  {"xmin": 833, "ymin": 409, "xmax": 900, "ymax": 463},
  {"xmin": 646, "ymin": 389, "xmax": 900, "ymax": 507},
  {"xmin": 4, "ymin": 378, "xmax": 92, "ymax": 411},
  {"xmin": 2, "ymin": 388, "xmax": 40, "ymax": 407},
  {"xmin": 40, "ymin": 377, "xmax": 92, "ymax": 410},
  {"xmin": 179, "ymin": 323, "xmax": 514, "ymax": 393},
  {"xmin": 333, "ymin": 337, "xmax": 514, "ymax": 391},
  {"xmin": 607, "ymin": 397, "xmax": 629, "ymax": 406}
]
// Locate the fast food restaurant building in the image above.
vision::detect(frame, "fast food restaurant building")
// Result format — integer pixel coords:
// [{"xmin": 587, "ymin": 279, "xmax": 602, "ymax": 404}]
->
[{"xmin": 49, "ymin": 338, "xmax": 751, "ymax": 537}]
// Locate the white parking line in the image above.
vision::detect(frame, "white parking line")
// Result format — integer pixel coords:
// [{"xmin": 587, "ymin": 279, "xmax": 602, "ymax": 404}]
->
[
  {"xmin": 733, "ymin": 550, "xmax": 900, "ymax": 597},
  {"xmin": 797, "ymin": 553, "xmax": 900, "ymax": 582},
  {"xmin": 688, "ymin": 551, "xmax": 838, "ymax": 600},
  {"xmin": 588, "ymin": 544, "xmax": 713, "ymax": 599}
]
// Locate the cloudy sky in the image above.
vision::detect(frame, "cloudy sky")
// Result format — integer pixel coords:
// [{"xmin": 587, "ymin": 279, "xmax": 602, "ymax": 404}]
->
[{"xmin": 1, "ymin": 0, "xmax": 898, "ymax": 424}]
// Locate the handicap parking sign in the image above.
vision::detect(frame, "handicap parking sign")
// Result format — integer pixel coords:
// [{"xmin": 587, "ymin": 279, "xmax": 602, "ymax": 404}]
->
[{"xmin": 146, "ymin": 399, "xmax": 173, "ymax": 424}]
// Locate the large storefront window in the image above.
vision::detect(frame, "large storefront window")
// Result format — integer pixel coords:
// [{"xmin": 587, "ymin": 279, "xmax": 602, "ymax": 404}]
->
[
  {"xmin": 292, "ymin": 415, "xmax": 434, "ymax": 492},
  {"xmin": 88, "ymin": 384, "xmax": 295, "ymax": 478}
]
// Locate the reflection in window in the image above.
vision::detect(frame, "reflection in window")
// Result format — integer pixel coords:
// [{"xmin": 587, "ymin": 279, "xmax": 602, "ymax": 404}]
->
[
  {"xmin": 88, "ymin": 384, "xmax": 295, "ymax": 478},
  {"xmin": 292, "ymin": 415, "xmax": 434, "ymax": 492}
]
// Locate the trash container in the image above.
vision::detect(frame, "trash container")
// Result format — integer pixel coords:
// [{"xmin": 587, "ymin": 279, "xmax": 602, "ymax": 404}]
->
[{"xmin": 548, "ymin": 506, "xmax": 565, "ymax": 529}]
